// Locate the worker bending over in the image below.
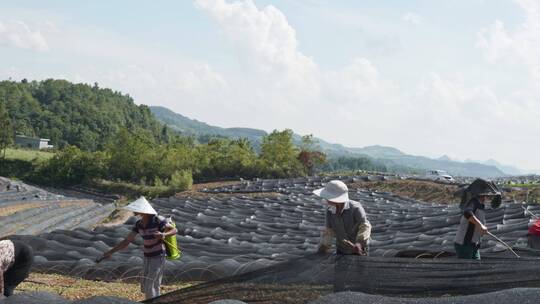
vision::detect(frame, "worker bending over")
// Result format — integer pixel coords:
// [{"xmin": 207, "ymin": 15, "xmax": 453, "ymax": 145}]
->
[{"xmin": 315, "ymin": 180, "xmax": 372, "ymax": 255}]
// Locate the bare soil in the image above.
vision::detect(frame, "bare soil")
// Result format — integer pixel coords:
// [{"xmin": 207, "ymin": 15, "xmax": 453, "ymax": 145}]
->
[
  {"xmin": 18, "ymin": 272, "xmax": 193, "ymax": 301},
  {"xmin": 349, "ymin": 179, "xmax": 462, "ymax": 204},
  {"xmin": 349, "ymin": 179, "xmax": 540, "ymax": 205}
]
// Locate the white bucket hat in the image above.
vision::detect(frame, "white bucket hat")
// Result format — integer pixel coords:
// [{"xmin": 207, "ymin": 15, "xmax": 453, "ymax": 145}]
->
[
  {"xmin": 313, "ymin": 180, "xmax": 349, "ymax": 203},
  {"xmin": 122, "ymin": 196, "xmax": 157, "ymax": 215}
]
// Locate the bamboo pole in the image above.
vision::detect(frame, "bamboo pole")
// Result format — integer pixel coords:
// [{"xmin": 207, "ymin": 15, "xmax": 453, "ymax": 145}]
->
[{"xmin": 486, "ymin": 231, "xmax": 520, "ymax": 258}]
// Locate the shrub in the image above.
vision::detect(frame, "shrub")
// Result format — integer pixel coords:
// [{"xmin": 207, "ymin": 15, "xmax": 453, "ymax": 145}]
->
[
  {"xmin": 168, "ymin": 170, "xmax": 192, "ymax": 191},
  {"xmin": 31, "ymin": 146, "xmax": 106, "ymax": 186}
]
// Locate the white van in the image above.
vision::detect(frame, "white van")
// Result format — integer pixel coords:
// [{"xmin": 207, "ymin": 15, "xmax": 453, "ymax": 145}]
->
[{"xmin": 426, "ymin": 170, "xmax": 455, "ymax": 182}]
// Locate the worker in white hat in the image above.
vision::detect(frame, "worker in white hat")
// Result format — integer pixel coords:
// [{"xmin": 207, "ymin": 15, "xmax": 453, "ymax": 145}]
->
[
  {"xmin": 314, "ymin": 180, "xmax": 372, "ymax": 255},
  {"xmin": 99, "ymin": 197, "xmax": 177, "ymax": 299}
]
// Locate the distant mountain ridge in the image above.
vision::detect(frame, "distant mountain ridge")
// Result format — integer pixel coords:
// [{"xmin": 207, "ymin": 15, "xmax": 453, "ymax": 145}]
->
[
  {"xmin": 150, "ymin": 106, "xmax": 507, "ymax": 178},
  {"xmin": 150, "ymin": 106, "xmax": 266, "ymax": 145},
  {"xmin": 482, "ymin": 159, "xmax": 523, "ymax": 176}
]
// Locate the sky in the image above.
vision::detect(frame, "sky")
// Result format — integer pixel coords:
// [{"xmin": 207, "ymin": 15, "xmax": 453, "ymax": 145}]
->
[{"xmin": 1, "ymin": 0, "xmax": 539, "ymax": 172}]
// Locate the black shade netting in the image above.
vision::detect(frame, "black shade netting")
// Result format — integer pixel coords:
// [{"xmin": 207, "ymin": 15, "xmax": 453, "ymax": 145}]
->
[{"xmin": 145, "ymin": 251, "xmax": 540, "ymax": 304}]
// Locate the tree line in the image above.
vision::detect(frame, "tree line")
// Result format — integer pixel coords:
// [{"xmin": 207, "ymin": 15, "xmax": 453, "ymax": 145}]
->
[
  {"xmin": 27, "ymin": 129, "xmax": 327, "ymax": 190},
  {"xmin": 0, "ymin": 79, "xmax": 395, "ymax": 196}
]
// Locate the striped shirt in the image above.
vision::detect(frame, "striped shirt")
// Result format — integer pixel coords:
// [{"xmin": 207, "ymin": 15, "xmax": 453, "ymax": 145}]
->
[
  {"xmin": 132, "ymin": 216, "xmax": 167, "ymax": 258},
  {"xmin": 0, "ymin": 240, "xmax": 15, "ymax": 274}
]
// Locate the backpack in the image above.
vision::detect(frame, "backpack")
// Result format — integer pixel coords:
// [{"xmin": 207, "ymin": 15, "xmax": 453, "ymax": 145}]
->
[{"xmin": 157, "ymin": 215, "xmax": 181, "ymax": 260}]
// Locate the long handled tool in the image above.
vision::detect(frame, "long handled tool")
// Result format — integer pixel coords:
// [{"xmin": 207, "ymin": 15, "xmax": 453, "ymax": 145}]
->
[{"xmin": 486, "ymin": 231, "xmax": 520, "ymax": 258}]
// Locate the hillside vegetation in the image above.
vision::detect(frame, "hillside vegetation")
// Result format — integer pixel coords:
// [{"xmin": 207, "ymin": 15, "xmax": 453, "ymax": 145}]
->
[
  {"xmin": 4, "ymin": 148, "xmax": 54, "ymax": 162},
  {"xmin": 0, "ymin": 79, "xmax": 164, "ymax": 151},
  {"xmin": 0, "ymin": 79, "xmax": 508, "ymax": 200},
  {"xmin": 0, "ymin": 80, "xmax": 383, "ymax": 196},
  {"xmin": 150, "ymin": 106, "xmax": 507, "ymax": 178}
]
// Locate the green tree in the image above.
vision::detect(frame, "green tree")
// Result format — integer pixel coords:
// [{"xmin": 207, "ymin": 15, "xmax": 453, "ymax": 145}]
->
[
  {"xmin": 160, "ymin": 125, "xmax": 172, "ymax": 143},
  {"xmin": 193, "ymin": 138, "xmax": 258, "ymax": 180},
  {"xmin": 31, "ymin": 146, "xmax": 107, "ymax": 186},
  {"xmin": 106, "ymin": 128, "xmax": 155, "ymax": 182},
  {"xmin": 169, "ymin": 170, "xmax": 193, "ymax": 191},
  {"xmin": 0, "ymin": 79, "xmax": 164, "ymax": 151},
  {"xmin": 260, "ymin": 129, "xmax": 302, "ymax": 178},
  {"xmin": 322, "ymin": 156, "xmax": 387, "ymax": 173},
  {"xmin": 0, "ymin": 101, "xmax": 13, "ymax": 162},
  {"xmin": 297, "ymin": 135, "xmax": 327, "ymax": 176}
]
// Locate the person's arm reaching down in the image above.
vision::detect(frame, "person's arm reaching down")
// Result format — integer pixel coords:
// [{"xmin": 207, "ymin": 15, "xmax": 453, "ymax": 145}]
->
[
  {"xmin": 102, "ymin": 232, "xmax": 137, "ymax": 260},
  {"xmin": 318, "ymin": 228, "xmax": 335, "ymax": 253}
]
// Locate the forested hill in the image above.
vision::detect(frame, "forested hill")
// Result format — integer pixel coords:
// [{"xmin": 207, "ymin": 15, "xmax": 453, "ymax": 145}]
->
[
  {"xmin": 0, "ymin": 79, "xmax": 163, "ymax": 150},
  {"xmin": 150, "ymin": 105, "xmax": 267, "ymax": 145}
]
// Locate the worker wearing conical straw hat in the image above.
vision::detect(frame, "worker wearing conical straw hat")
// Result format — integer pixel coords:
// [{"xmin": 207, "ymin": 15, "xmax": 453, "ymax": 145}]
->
[{"xmin": 100, "ymin": 197, "xmax": 177, "ymax": 299}]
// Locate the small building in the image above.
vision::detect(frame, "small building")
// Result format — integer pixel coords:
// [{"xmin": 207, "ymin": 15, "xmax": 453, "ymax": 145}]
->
[{"xmin": 15, "ymin": 135, "xmax": 54, "ymax": 150}]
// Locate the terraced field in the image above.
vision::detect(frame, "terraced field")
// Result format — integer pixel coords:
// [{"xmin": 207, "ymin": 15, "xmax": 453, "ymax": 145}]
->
[
  {"xmin": 4, "ymin": 175, "xmax": 540, "ymax": 304},
  {"xmin": 10, "ymin": 175, "xmax": 539, "ymax": 283},
  {"xmin": 0, "ymin": 177, "xmax": 115, "ymax": 237}
]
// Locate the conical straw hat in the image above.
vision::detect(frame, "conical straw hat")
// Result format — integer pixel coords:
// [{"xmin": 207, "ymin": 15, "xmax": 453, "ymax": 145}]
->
[{"xmin": 122, "ymin": 196, "xmax": 157, "ymax": 215}]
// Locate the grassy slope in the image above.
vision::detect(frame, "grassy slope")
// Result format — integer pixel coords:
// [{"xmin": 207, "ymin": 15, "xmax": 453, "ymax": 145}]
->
[{"xmin": 4, "ymin": 148, "xmax": 55, "ymax": 162}]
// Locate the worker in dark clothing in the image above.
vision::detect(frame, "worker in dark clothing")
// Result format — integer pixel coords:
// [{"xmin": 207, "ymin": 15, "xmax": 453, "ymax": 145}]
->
[
  {"xmin": 454, "ymin": 179, "xmax": 502, "ymax": 260},
  {"xmin": 0, "ymin": 240, "xmax": 34, "ymax": 298}
]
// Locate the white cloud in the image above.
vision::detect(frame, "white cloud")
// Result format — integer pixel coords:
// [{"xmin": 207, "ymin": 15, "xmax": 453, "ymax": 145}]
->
[
  {"xmin": 402, "ymin": 12, "xmax": 423, "ymax": 25},
  {"xmin": 175, "ymin": 64, "xmax": 228, "ymax": 92},
  {"xmin": 194, "ymin": 0, "xmax": 319, "ymax": 97},
  {"xmin": 477, "ymin": 0, "xmax": 540, "ymax": 82},
  {"xmin": 0, "ymin": 20, "xmax": 48, "ymax": 51},
  {"xmin": 192, "ymin": 0, "xmax": 540, "ymax": 170},
  {"xmin": 323, "ymin": 57, "xmax": 396, "ymax": 109},
  {"xmin": 84, "ymin": 62, "xmax": 230, "ymax": 117}
]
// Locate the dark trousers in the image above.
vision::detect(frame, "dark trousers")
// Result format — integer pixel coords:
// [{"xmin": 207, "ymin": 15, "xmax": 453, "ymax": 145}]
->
[
  {"xmin": 528, "ymin": 234, "xmax": 540, "ymax": 249},
  {"xmin": 3, "ymin": 241, "xmax": 34, "ymax": 297},
  {"xmin": 454, "ymin": 242, "xmax": 481, "ymax": 260}
]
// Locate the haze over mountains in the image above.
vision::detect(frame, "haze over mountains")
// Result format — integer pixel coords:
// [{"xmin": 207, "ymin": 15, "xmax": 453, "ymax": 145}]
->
[{"xmin": 150, "ymin": 106, "xmax": 520, "ymax": 178}]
